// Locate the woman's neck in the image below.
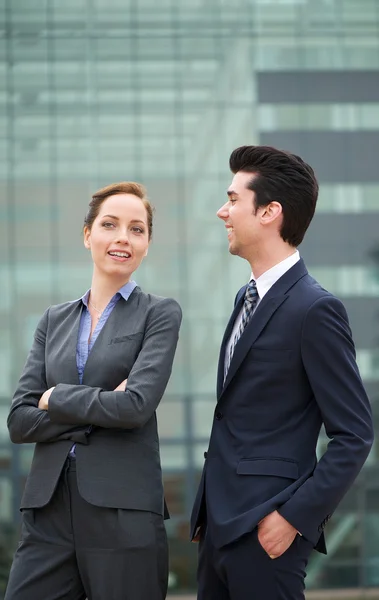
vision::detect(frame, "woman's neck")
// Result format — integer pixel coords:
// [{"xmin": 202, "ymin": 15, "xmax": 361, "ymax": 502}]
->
[{"xmin": 89, "ymin": 273, "xmax": 130, "ymax": 312}]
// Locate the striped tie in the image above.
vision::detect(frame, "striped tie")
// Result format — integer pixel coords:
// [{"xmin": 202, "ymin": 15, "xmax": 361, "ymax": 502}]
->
[{"xmin": 224, "ymin": 279, "xmax": 258, "ymax": 381}]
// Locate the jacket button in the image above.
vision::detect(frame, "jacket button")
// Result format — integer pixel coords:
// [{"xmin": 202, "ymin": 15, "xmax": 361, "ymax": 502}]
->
[
  {"xmin": 204, "ymin": 451, "xmax": 208, "ymax": 459},
  {"xmin": 215, "ymin": 412, "xmax": 223, "ymax": 420}
]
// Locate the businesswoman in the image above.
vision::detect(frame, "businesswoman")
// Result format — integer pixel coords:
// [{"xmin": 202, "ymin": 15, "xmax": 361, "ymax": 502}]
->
[{"xmin": 6, "ymin": 182, "xmax": 182, "ymax": 600}]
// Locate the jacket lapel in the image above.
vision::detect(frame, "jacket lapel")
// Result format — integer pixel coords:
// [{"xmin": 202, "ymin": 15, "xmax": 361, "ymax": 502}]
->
[
  {"xmin": 82, "ymin": 287, "xmax": 141, "ymax": 381},
  {"xmin": 219, "ymin": 258, "xmax": 308, "ymax": 399},
  {"xmin": 221, "ymin": 295, "xmax": 289, "ymax": 394},
  {"xmin": 59, "ymin": 302, "xmax": 83, "ymax": 385},
  {"xmin": 216, "ymin": 289, "xmax": 246, "ymax": 398}
]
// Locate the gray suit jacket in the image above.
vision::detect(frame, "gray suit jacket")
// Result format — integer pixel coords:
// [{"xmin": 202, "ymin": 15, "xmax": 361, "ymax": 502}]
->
[{"xmin": 8, "ymin": 287, "xmax": 182, "ymax": 517}]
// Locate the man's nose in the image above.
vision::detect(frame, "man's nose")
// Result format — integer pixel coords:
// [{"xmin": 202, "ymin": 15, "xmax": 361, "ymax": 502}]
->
[{"xmin": 217, "ymin": 202, "xmax": 229, "ymax": 220}]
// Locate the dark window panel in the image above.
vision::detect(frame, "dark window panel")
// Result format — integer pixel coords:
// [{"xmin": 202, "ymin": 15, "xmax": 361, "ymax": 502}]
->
[
  {"xmin": 258, "ymin": 71, "xmax": 379, "ymax": 104},
  {"xmin": 336, "ymin": 298, "xmax": 379, "ymax": 350},
  {"xmin": 260, "ymin": 131, "xmax": 379, "ymax": 183},
  {"xmin": 302, "ymin": 214, "xmax": 379, "ymax": 266}
]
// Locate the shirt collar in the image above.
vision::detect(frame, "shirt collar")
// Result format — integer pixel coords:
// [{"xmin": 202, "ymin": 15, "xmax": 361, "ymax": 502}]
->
[
  {"xmin": 252, "ymin": 250, "xmax": 300, "ymax": 300},
  {"xmin": 80, "ymin": 280, "xmax": 137, "ymax": 307}
]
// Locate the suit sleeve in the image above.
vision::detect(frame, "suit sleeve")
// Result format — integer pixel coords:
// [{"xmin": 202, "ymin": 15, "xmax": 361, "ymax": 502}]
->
[
  {"xmin": 48, "ymin": 298, "xmax": 182, "ymax": 429},
  {"xmin": 7, "ymin": 308, "xmax": 89, "ymax": 445},
  {"xmin": 278, "ymin": 295, "xmax": 374, "ymax": 544}
]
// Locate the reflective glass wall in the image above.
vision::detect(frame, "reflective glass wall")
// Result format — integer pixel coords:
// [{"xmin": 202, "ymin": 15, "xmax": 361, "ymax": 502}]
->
[{"xmin": 0, "ymin": 0, "xmax": 379, "ymax": 595}]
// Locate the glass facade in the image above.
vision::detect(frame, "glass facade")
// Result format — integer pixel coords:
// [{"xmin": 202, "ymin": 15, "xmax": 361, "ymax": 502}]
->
[{"xmin": 0, "ymin": 0, "xmax": 379, "ymax": 596}]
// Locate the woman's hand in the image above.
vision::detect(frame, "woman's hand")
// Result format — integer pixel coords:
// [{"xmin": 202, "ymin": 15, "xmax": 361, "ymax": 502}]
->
[
  {"xmin": 114, "ymin": 379, "xmax": 127, "ymax": 391},
  {"xmin": 38, "ymin": 387, "xmax": 55, "ymax": 410}
]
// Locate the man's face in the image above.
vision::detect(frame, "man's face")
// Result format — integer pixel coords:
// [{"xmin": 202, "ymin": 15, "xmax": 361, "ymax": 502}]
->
[{"xmin": 217, "ymin": 171, "xmax": 261, "ymax": 259}]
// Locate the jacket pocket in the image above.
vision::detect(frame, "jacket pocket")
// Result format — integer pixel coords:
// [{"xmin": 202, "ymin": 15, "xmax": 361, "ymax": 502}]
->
[
  {"xmin": 109, "ymin": 332, "xmax": 144, "ymax": 345},
  {"xmin": 237, "ymin": 457, "xmax": 298, "ymax": 480}
]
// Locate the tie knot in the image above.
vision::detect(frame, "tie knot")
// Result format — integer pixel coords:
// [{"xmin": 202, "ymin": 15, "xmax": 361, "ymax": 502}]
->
[{"xmin": 245, "ymin": 279, "xmax": 258, "ymax": 304}]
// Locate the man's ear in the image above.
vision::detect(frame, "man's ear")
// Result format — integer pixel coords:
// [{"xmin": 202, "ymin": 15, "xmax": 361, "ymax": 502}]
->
[{"xmin": 260, "ymin": 201, "xmax": 282, "ymax": 224}]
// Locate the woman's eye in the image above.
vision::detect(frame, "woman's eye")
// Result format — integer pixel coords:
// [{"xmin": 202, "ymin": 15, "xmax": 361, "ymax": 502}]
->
[
  {"xmin": 102, "ymin": 222, "xmax": 115, "ymax": 228},
  {"xmin": 132, "ymin": 227, "xmax": 144, "ymax": 234}
]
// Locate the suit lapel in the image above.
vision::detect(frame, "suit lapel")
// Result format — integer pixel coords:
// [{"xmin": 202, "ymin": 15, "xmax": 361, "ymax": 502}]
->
[
  {"xmin": 222, "ymin": 294, "xmax": 289, "ymax": 394},
  {"xmin": 219, "ymin": 258, "xmax": 308, "ymax": 399},
  {"xmin": 82, "ymin": 287, "xmax": 140, "ymax": 381},
  {"xmin": 60, "ymin": 302, "xmax": 83, "ymax": 385},
  {"xmin": 216, "ymin": 288, "xmax": 246, "ymax": 398}
]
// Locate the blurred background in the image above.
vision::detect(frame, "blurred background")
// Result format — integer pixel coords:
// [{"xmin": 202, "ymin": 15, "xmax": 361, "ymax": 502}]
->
[{"xmin": 0, "ymin": 0, "xmax": 379, "ymax": 597}]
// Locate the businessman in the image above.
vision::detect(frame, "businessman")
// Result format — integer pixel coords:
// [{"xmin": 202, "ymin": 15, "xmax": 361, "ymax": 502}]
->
[{"xmin": 190, "ymin": 145, "xmax": 374, "ymax": 600}]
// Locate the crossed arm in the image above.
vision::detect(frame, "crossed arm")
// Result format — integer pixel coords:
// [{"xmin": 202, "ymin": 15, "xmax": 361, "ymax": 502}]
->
[
  {"xmin": 8, "ymin": 298, "xmax": 182, "ymax": 443},
  {"xmin": 7, "ymin": 309, "xmax": 88, "ymax": 444}
]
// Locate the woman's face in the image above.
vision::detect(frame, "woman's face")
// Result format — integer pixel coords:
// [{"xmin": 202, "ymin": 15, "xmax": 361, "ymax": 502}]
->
[{"xmin": 84, "ymin": 193, "xmax": 150, "ymax": 282}]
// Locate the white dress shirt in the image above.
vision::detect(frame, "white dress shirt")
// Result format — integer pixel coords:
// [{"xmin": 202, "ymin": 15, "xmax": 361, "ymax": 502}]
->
[{"xmin": 224, "ymin": 250, "xmax": 300, "ymax": 372}]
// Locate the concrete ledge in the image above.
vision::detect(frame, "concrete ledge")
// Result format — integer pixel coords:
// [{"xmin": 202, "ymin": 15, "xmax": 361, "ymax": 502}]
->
[
  {"xmin": 168, "ymin": 590, "xmax": 379, "ymax": 600},
  {"xmin": 306, "ymin": 591, "xmax": 379, "ymax": 600}
]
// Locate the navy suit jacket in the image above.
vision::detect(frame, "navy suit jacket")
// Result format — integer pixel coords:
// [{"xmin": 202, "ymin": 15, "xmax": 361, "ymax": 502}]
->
[{"xmin": 190, "ymin": 259, "xmax": 373, "ymax": 552}]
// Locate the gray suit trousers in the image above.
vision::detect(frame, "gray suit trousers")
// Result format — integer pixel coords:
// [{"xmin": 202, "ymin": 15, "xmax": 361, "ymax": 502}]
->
[{"xmin": 5, "ymin": 458, "xmax": 168, "ymax": 600}]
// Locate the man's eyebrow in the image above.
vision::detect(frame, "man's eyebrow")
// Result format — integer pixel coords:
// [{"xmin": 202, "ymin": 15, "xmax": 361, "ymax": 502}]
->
[{"xmin": 227, "ymin": 190, "xmax": 238, "ymax": 197}]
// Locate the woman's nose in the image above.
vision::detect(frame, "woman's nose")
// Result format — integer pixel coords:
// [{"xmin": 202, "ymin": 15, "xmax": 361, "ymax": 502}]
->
[{"xmin": 115, "ymin": 229, "xmax": 130, "ymax": 243}]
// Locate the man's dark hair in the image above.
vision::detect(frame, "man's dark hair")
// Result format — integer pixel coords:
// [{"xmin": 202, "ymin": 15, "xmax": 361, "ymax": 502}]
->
[{"xmin": 229, "ymin": 145, "xmax": 319, "ymax": 247}]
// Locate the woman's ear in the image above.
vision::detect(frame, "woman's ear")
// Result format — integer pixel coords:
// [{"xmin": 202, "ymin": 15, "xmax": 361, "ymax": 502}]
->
[{"xmin": 83, "ymin": 226, "xmax": 91, "ymax": 249}]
